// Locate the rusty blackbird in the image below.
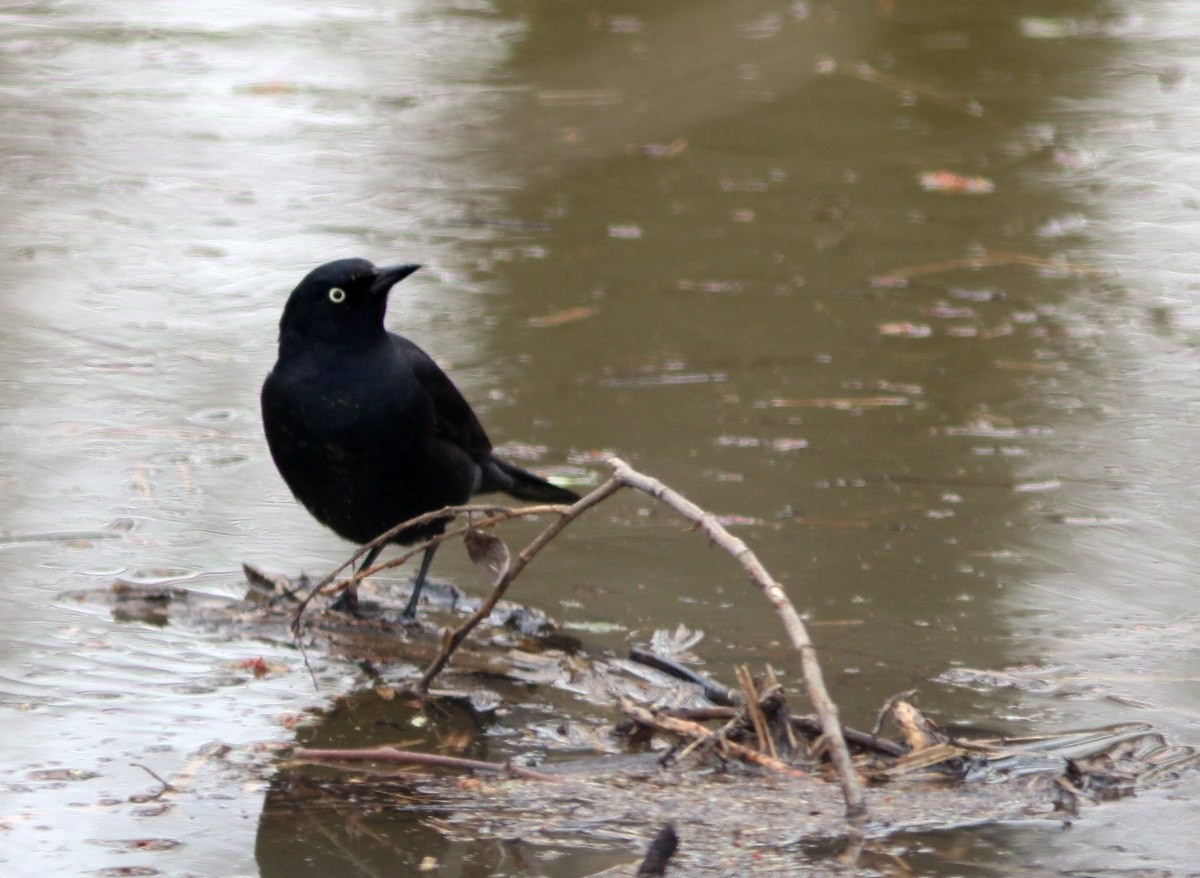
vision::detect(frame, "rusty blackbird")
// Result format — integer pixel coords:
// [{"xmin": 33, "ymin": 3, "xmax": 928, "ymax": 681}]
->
[{"xmin": 261, "ymin": 258, "xmax": 579, "ymax": 617}]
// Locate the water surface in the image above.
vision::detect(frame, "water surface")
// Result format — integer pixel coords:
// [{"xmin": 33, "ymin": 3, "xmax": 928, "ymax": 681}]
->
[{"xmin": 2, "ymin": 1, "xmax": 1199, "ymax": 874}]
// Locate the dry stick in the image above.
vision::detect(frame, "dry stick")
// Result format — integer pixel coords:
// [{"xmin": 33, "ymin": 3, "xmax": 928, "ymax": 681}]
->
[
  {"xmin": 292, "ymin": 746, "xmax": 560, "ymax": 783},
  {"xmin": 621, "ymin": 699, "xmax": 807, "ymax": 779},
  {"xmin": 604, "ymin": 457, "xmax": 866, "ymax": 818},
  {"xmin": 416, "ymin": 476, "xmax": 625, "ymax": 690}
]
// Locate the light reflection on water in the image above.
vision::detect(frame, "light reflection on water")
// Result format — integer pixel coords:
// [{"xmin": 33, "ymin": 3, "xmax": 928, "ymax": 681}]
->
[{"xmin": 0, "ymin": 0, "xmax": 1199, "ymax": 875}]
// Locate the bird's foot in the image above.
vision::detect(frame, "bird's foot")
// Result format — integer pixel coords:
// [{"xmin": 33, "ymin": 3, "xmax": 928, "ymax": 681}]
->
[
  {"xmin": 329, "ymin": 587, "xmax": 359, "ymax": 614},
  {"xmin": 399, "ymin": 592, "xmax": 422, "ymax": 622}
]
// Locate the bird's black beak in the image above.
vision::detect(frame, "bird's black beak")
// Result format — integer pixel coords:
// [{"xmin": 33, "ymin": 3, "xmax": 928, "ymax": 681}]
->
[{"xmin": 369, "ymin": 263, "xmax": 421, "ymax": 297}]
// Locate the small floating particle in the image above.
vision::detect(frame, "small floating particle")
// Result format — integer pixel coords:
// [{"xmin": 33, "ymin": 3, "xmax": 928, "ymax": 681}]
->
[
  {"xmin": 528, "ymin": 305, "xmax": 595, "ymax": 327},
  {"xmin": 878, "ymin": 322, "xmax": 932, "ymax": 338},
  {"xmin": 843, "ymin": 380, "xmax": 923, "ymax": 395},
  {"xmin": 1012, "ymin": 479, "xmax": 1062, "ymax": 493},
  {"xmin": 715, "ymin": 436, "xmax": 808, "ymax": 451},
  {"xmin": 238, "ymin": 81, "xmax": 299, "ymax": 95},
  {"xmin": 607, "ymin": 224, "xmax": 642, "ymax": 239},
  {"xmin": 537, "ymin": 89, "xmax": 622, "ymax": 106},
  {"xmin": 29, "ymin": 768, "xmax": 101, "ymax": 782},
  {"xmin": 637, "ymin": 138, "xmax": 688, "ymax": 158},
  {"xmin": 762, "ymin": 396, "xmax": 910, "ymax": 409},
  {"xmin": 921, "ymin": 304, "xmax": 976, "ymax": 319},
  {"xmin": 994, "ymin": 359, "xmax": 1067, "ymax": 372},
  {"xmin": 771, "ymin": 438, "xmax": 809, "ymax": 451},
  {"xmin": 608, "ymin": 16, "xmax": 644, "ymax": 33},
  {"xmin": 1045, "ymin": 513, "xmax": 1131, "ymax": 526},
  {"xmin": 716, "ymin": 436, "xmax": 762, "ymax": 448},
  {"xmin": 674, "ymin": 279, "xmax": 746, "ymax": 293},
  {"xmin": 602, "ymin": 371, "xmax": 726, "ymax": 387},
  {"xmin": 716, "ymin": 514, "xmax": 768, "ymax": 527},
  {"xmin": 237, "ymin": 657, "xmax": 271, "ymax": 679},
  {"xmin": 938, "ymin": 419, "xmax": 1052, "ymax": 437},
  {"xmin": 919, "ymin": 170, "xmax": 995, "ymax": 195}
]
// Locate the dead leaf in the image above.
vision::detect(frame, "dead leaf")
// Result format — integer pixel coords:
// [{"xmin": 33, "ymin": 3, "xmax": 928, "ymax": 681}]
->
[{"xmin": 463, "ymin": 528, "xmax": 511, "ymax": 586}]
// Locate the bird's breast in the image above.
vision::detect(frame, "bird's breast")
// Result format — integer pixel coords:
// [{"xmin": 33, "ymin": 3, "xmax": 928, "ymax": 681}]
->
[{"xmin": 265, "ymin": 348, "xmax": 431, "ymax": 452}]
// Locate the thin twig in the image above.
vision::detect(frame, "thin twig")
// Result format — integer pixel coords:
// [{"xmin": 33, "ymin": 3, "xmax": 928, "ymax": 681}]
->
[
  {"xmin": 289, "ymin": 503, "xmax": 574, "ymax": 635},
  {"xmin": 291, "ymin": 746, "xmax": 560, "ymax": 782},
  {"xmin": 130, "ymin": 763, "xmax": 175, "ymax": 798},
  {"xmin": 296, "ymin": 630, "xmax": 318, "ymax": 689},
  {"xmin": 416, "ymin": 477, "xmax": 624, "ymax": 690}
]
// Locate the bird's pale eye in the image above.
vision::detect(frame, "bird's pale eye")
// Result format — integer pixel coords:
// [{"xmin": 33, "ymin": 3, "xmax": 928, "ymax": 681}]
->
[{"xmin": 328, "ymin": 287, "xmax": 346, "ymax": 303}]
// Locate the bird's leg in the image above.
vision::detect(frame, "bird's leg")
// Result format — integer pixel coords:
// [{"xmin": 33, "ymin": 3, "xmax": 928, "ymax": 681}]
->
[
  {"xmin": 330, "ymin": 544, "xmax": 384, "ymax": 613},
  {"xmin": 401, "ymin": 543, "xmax": 439, "ymax": 619}
]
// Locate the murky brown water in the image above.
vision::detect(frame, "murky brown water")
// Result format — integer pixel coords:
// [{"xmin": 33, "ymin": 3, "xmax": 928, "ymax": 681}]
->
[{"xmin": 3, "ymin": 0, "xmax": 1200, "ymax": 875}]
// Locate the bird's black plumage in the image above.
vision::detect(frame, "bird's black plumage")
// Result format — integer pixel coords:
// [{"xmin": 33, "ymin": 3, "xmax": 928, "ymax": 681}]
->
[{"xmin": 261, "ymin": 257, "xmax": 579, "ymax": 617}]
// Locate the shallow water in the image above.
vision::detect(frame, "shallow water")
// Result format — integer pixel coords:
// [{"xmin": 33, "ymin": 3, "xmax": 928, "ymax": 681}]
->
[{"xmin": 2, "ymin": 0, "xmax": 1199, "ymax": 874}]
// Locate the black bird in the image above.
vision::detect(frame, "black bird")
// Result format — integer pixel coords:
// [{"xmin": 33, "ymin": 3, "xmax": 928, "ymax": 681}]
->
[{"xmin": 261, "ymin": 257, "xmax": 579, "ymax": 618}]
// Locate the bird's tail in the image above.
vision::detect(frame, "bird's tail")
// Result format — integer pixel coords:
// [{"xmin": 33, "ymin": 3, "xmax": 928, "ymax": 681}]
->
[{"xmin": 481, "ymin": 457, "xmax": 580, "ymax": 504}]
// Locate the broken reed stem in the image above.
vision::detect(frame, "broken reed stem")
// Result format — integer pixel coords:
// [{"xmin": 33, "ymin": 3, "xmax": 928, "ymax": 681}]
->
[
  {"xmin": 664, "ymin": 707, "xmax": 907, "ymax": 758},
  {"xmin": 763, "ymin": 665, "xmax": 800, "ymax": 754},
  {"xmin": 735, "ymin": 665, "xmax": 775, "ymax": 760},
  {"xmin": 604, "ymin": 457, "xmax": 866, "ymax": 818},
  {"xmin": 416, "ymin": 476, "xmax": 624, "ymax": 690},
  {"xmin": 620, "ymin": 699, "xmax": 807, "ymax": 779},
  {"xmin": 292, "ymin": 746, "xmax": 560, "ymax": 782}
]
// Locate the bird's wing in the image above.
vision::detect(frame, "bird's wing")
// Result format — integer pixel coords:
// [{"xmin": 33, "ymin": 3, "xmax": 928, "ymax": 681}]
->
[{"xmin": 391, "ymin": 334, "xmax": 493, "ymax": 456}]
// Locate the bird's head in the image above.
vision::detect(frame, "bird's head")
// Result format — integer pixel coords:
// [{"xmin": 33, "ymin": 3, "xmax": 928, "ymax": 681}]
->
[{"xmin": 277, "ymin": 258, "xmax": 421, "ymax": 349}]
